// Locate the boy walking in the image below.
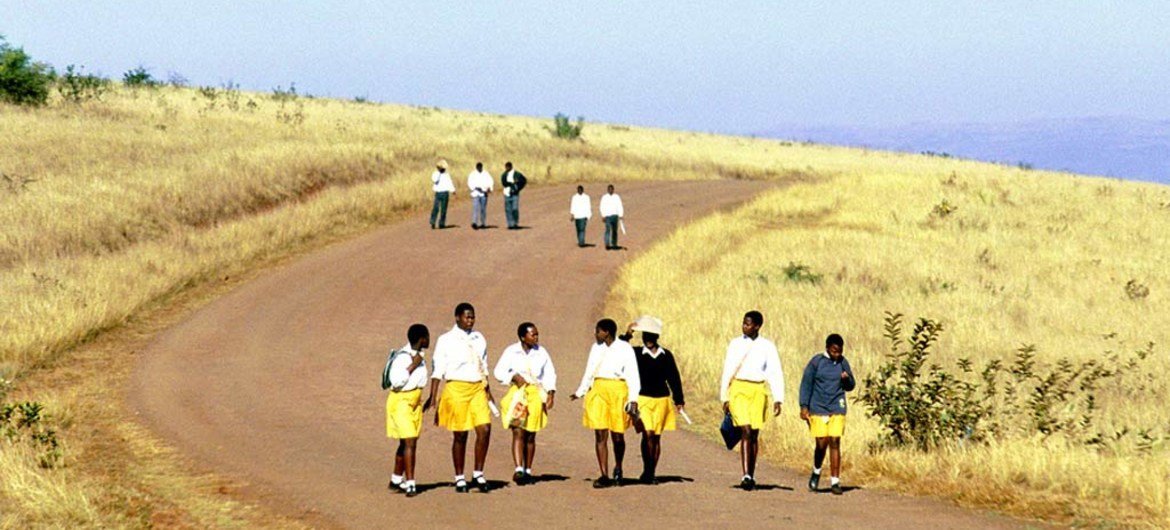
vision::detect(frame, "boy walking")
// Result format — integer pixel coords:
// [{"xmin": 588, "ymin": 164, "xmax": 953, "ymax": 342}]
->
[
  {"xmin": 493, "ymin": 322, "xmax": 556, "ymax": 485},
  {"xmin": 426, "ymin": 302, "xmax": 497, "ymax": 493},
  {"xmin": 570, "ymin": 185, "xmax": 592, "ymax": 247},
  {"xmin": 382, "ymin": 324, "xmax": 433, "ymax": 497},
  {"xmin": 799, "ymin": 334, "xmax": 855, "ymax": 495}
]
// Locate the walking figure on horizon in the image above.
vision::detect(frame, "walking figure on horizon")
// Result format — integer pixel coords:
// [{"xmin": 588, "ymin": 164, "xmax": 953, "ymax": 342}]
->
[
  {"xmin": 430, "ymin": 160, "xmax": 455, "ymax": 229},
  {"xmin": 426, "ymin": 302, "xmax": 497, "ymax": 493},
  {"xmin": 501, "ymin": 161, "xmax": 528, "ymax": 229},
  {"xmin": 799, "ymin": 333, "xmax": 855, "ymax": 495},
  {"xmin": 719, "ymin": 310, "xmax": 784, "ymax": 491},
  {"xmin": 468, "ymin": 162, "xmax": 493, "ymax": 229}
]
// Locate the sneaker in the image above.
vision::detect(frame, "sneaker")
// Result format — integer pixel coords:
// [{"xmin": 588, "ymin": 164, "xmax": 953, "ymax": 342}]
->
[
  {"xmin": 454, "ymin": 479, "xmax": 469, "ymax": 493},
  {"xmin": 613, "ymin": 469, "xmax": 624, "ymax": 487},
  {"xmin": 405, "ymin": 484, "xmax": 418, "ymax": 497},
  {"xmin": 808, "ymin": 472, "xmax": 820, "ymax": 491},
  {"xmin": 741, "ymin": 476, "xmax": 756, "ymax": 491},
  {"xmin": 475, "ymin": 476, "xmax": 490, "ymax": 493},
  {"xmin": 831, "ymin": 483, "xmax": 843, "ymax": 495},
  {"xmin": 592, "ymin": 475, "xmax": 612, "ymax": 489}
]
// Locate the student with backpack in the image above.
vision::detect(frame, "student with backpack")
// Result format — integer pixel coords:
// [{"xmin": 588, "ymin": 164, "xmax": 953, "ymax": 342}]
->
[
  {"xmin": 381, "ymin": 324, "xmax": 433, "ymax": 497},
  {"xmin": 799, "ymin": 334, "xmax": 856, "ymax": 495}
]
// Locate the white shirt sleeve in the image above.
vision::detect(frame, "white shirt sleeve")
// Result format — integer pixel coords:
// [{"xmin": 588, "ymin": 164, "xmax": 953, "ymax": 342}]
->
[
  {"xmin": 389, "ymin": 351, "xmax": 413, "ymax": 389},
  {"xmin": 430, "ymin": 335, "xmax": 448, "ymax": 380},
  {"xmin": 493, "ymin": 346, "xmax": 514, "ymax": 385},
  {"xmin": 764, "ymin": 341, "xmax": 785, "ymax": 403},
  {"xmin": 623, "ymin": 343, "xmax": 640, "ymax": 402},
  {"xmin": 719, "ymin": 340, "xmax": 737, "ymax": 402},
  {"xmin": 543, "ymin": 352, "xmax": 557, "ymax": 392},
  {"xmin": 575, "ymin": 345, "xmax": 600, "ymax": 397}
]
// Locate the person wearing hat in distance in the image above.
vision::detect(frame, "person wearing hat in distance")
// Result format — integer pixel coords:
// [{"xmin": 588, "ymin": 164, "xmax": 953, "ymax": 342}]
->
[
  {"xmin": 500, "ymin": 161, "xmax": 528, "ymax": 229},
  {"xmin": 618, "ymin": 316, "xmax": 685, "ymax": 485},
  {"xmin": 719, "ymin": 310, "xmax": 784, "ymax": 491},
  {"xmin": 571, "ymin": 318, "xmax": 641, "ymax": 488},
  {"xmin": 467, "ymin": 162, "xmax": 494, "ymax": 229},
  {"xmin": 799, "ymin": 333, "xmax": 855, "ymax": 495},
  {"xmin": 429, "ymin": 159, "xmax": 455, "ymax": 229},
  {"xmin": 569, "ymin": 185, "xmax": 592, "ymax": 247},
  {"xmin": 492, "ymin": 322, "xmax": 556, "ymax": 486},
  {"xmin": 426, "ymin": 302, "xmax": 497, "ymax": 493},
  {"xmin": 383, "ymin": 324, "xmax": 434, "ymax": 497}
]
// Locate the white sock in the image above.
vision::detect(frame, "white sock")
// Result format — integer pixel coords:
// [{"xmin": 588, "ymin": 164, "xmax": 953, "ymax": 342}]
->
[
  {"xmin": 399, "ymin": 481, "xmax": 408, "ymax": 490},
  {"xmin": 743, "ymin": 474, "xmax": 752, "ymax": 481},
  {"xmin": 831, "ymin": 476, "xmax": 840, "ymax": 486},
  {"xmin": 455, "ymin": 474, "xmax": 466, "ymax": 484},
  {"xmin": 812, "ymin": 467, "xmax": 821, "ymax": 475},
  {"xmin": 524, "ymin": 467, "xmax": 532, "ymax": 475},
  {"xmin": 472, "ymin": 470, "xmax": 484, "ymax": 480},
  {"xmin": 405, "ymin": 480, "xmax": 416, "ymax": 488},
  {"xmin": 391, "ymin": 474, "xmax": 403, "ymax": 485},
  {"xmin": 515, "ymin": 466, "xmax": 524, "ymax": 473}
]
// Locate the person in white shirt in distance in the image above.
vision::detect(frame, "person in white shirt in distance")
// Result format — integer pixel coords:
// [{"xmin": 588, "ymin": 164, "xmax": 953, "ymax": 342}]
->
[{"xmin": 570, "ymin": 185, "xmax": 592, "ymax": 247}]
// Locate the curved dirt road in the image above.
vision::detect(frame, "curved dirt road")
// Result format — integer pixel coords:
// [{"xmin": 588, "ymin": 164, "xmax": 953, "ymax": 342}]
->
[{"xmin": 131, "ymin": 181, "xmax": 1036, "ymax": 529}]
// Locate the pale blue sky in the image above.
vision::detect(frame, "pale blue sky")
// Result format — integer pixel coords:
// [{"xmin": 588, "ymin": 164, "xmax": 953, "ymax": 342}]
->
[{"xmin": 3, "ymin": 1, "xmax": 1169, "ymax": 133}]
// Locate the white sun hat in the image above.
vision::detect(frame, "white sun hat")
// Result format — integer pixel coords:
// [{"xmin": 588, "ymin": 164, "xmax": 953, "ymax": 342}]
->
[{"xmin": 632, "ymin": 315, "xmax": 664, "ymax": 335}]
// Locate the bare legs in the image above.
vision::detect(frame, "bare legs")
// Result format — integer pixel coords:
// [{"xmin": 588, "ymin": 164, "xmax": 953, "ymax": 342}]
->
[
  {"xmin": 593, "ymin": 430, "xmax": 626, "ymax": 479},
  {"xmin": 451, "ymin": 424, "xmax": 491, "ymax": 476},
  {"xmin": 739, "ymin": 427, "xmax": 760, "ymax": 478},
  {"xmin": 640, "ymin": 433, "xmax": 662, "ymax": 480},
  {"xmin": 814, "ymin": 437, "xmax": 841, "ymax": 477},
  {"xmin": 393, "ymin": 438, "xmax": 418, "ymax": 481},
  {"xmin": 511, "ymin": 428, "xmax": 537, "ymax": 471}
]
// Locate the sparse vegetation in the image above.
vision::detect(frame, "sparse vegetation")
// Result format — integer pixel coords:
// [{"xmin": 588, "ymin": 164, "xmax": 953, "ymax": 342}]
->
[
  {"xmin": 121, "ymin": 66, "xmax": 159, "ymax": 88},
  {"xmin": 548, "ymin": 112, "xmax": 584, "ymax": 140},
  {"xmin": 0, "ymin": 36, "xmax": 53, "ymax": 106},
  {"xmin": 56, "ymin": 65, "xmax": 110, "ymax": 104}
]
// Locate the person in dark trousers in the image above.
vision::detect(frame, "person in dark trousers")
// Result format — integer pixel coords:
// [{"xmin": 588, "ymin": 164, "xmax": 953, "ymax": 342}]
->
[
  {"xmin": 569, "ymin": 185, "xmax": 592, "ymax": 247},
  {"xmin": 429, "ymin": 159, "xmax": 455, "ymax": 229},
  {"xmin": 799, "ymin": 333, "xmax": 855, "ymax": 495},
  {"xmin": 501, "ymin": 161, "xmax": 528, "ymax": 229},
  {"xmin": 382, "ymin": 324, "xmax": 433, "ymax": 497},
  {"xmin": 598, "ymin": 184, "xmax": 624, "ymax": 250},
  {"xmin": 619, "ymin": 316, "xmax": 685, "ymax": 485}
]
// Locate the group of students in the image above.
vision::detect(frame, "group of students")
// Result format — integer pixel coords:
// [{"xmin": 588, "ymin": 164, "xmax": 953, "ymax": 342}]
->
[
  {"xmin": 381, "ymin": 303, "xmax": 855, "ymax": 498},
  {"xmin": 427, "ymin": 159, "xmax": 629, "ymax": 250}
]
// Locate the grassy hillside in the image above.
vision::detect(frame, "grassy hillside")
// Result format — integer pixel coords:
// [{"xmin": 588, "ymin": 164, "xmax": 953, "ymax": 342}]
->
[
  {"xmin": 607, "ymin": 169, "xmax": 1169, "ymax": 526},
  {"xmin": 3, "ymin": 85, "xmax": 1167, "ymax": 527}
]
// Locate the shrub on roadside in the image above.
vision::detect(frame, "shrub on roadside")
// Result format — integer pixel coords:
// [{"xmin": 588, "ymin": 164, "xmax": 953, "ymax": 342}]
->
[
  {"xmin": 0, "ymin": 36, "xmax": 53, "ymax": 106},
  {"xmin": 0, "ymin": 378, "xmax": 61, "ymax": 468}
]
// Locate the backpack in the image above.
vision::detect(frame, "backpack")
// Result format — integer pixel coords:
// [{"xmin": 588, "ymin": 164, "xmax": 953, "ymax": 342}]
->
[{"xmin": 381, "ymin": 348, "xmax": 407, "ymax": 390}]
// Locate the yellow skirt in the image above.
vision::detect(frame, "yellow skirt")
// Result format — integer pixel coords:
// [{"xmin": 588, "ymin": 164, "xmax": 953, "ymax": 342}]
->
[
  {"xmin": 386, "ymin": 389, "xmax": 423, "ymax": 439},
  {"xmin": 502, "ymin": 384, "xmax": 548, "ymax": 432},
  {"xmin": 728, "ymin": 380, "xmax": 769, "ymax": 430},
  {"xmin": 637, "ymin": 396, "xmax": 677, "ymax": 434},
  {"xmin": 808, "ymin": 414, "xmax": 846, "ymax": 438},
  {"xmin": 438, "ymin": 381, "xmax": 492, "ymax": 432},
  {"xmin": 583, "ymin": 379, "xmax": 630, "ymax": 432}
]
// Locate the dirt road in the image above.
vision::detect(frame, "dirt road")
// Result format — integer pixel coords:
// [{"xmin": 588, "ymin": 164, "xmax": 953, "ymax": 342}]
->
[{"xmin": 131, "ymin": 181, "xmax": 1037, "ymax": 528}]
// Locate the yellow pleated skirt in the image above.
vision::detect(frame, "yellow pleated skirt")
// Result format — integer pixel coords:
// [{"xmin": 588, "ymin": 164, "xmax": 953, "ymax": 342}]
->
[
  {"xmin": 386, "ymin": 389, "xmax": 423, "ymax": 439},
  {"xmin": 636, "ymin": 395, "xmax": 677, "ymax": 434},
  {"xmin": 583, "ymin": 378, "xmax": 630, "ymax": 432},
  {"xmin": 438, "ymin": 381, "xmax": 492, "ymax": 432},
  {"xmin": 502, "ymin": 384, "xmax": 548, "ymax": 432},
  {"xmin": 728, "ymin": 379, "xmax": 769, "ymax": 430}
]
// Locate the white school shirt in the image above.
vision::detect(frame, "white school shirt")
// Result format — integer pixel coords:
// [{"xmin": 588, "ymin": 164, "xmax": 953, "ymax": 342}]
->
[
  {"xmin": 719, "ymin": 335, "xmax": 785, "ymax": 403},
  {"xmin": 388, "ymin": 343, "xmax": 429, "ymax": 391},
  {"xmin": 599, "ymin": 193, "xmax": 624, "ymax": 218},
  {"xmin": 574, "ymin": 339, "xmax": 641, "ymax": 402},
  {"xmin": 570, "ymin": 193, "xmax": 592, "ymax": 220},
  {"xmin": 431, "ymin": 171, "xmax": 455, "ymax": 193},
  {"xmin": 467, "ymin": 170, "xmax": 494, "ymax": 198},
  {"xmin": 430, "ymin": 325, "xmax": 489, "ymax": 383},
  {"xmin": 493, "ymin": 342, "xmax": 557, "ymax": 391}
]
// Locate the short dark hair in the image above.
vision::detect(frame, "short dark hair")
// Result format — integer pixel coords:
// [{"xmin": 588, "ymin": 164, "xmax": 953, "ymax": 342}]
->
[
  {"xmin": 826, "ymin": 333, "xmax": 844, "ymax": 348},
  {"xmin": 744, "ymin": 310, "xmax": 764, "ymax": 326},
  {"xmin": 577, "ymin": 185, "xmax": 584, "ymax": 192},
  {"xmin": 476, "ymin": 161, "xmax": 483, "ymax": 170},
  {"xmin": 505, "ymin": 161, "xmax": 513, "ymax": 168},
  {"xmin": 596, "ymin": 318, "xmax": 617, "ymax": 336},
  {"xmin": 517, "ymin": 322, "xmax": 535, "ymax": 339},
  {"xmin": 407, "ymin": 323, "xmax": 429, "ymax": 344},
  {"xmin": 454, "ymin": 302, "xmax": 475, "ymax": 317}
]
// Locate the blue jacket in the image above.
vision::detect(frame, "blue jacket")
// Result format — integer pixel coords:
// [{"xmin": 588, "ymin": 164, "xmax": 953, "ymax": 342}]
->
[{"xmin": 798, "ymin": 353, "xmax": 855, "ymax": 415}]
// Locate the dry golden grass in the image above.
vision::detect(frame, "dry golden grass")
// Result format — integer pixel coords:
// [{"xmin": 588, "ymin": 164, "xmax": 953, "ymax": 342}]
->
[{"xmin": 607, "ymin": 169, "xmax": 1170, "ymax": 528}]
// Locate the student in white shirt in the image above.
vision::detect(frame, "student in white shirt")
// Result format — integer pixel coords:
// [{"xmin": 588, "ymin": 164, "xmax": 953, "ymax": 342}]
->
[
  {"xmin": 569, "ymin": 185, "xmax": 592, "ymax": 247},
  {"xmin": 493, "ymin": 322, "xmax": 556, "ymax": 485},
  {"xmin": 571, "ymin": 318, "xmax": 641, "ymax": 488},
  {"xmin": 719, "ymin": 310, "xmax": 784, "ymax": 491},
  {"xmin": 429, "ymin": 160, "xmax": 455, "ymax": 229},
  {"xmin": 468, "ymin": 162, "xmax": 493, "ymax": 229},
  {"xmin": 426, "ymin": 302, "xmax": 497, "ymax": 493},
  {"xmin": 382, "ymin": 324, "xmax": 433, "ymax": 497},
  {"xmin": 598, "ymin": 184, "xmax": 624, "ymax": 250}
]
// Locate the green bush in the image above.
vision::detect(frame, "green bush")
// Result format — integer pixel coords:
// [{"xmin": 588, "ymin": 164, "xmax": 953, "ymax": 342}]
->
[
  {"xmin": 0, "ymin": 36, "xmax": 53, "ymax": 106},
  {"xmin": 0, "ymin": 378, "xmax": 61, "ymax": 468},
  {"xmin": 57, "ymin": 64, "xmax": 110, "ymax": 104},
  {"xmin": 782, "ymin": 261, "xmax": 822, "ymax": 284},
  {"xmin": 548, "ymin": 112, "xmax": 584, "ymax": 140},
  {"xmin": 122, "ymin": 65, "xmax": 159, "ymax": 87}
]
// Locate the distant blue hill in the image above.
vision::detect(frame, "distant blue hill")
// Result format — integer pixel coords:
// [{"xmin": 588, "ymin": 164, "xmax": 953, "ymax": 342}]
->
[{"xmin": 758, "ymin": 117, "xmax": 1169, "ymax": 185}]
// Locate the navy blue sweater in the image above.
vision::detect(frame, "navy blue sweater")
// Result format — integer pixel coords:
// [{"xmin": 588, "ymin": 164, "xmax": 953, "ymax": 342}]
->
[{"xmin": 798, "ymin": 353, "xmax": 856, "ymax": 415}]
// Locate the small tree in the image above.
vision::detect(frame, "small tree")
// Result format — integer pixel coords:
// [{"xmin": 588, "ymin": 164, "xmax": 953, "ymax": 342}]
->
[
  {"xmin": 548, "ymin": 113, "xmax": 584, "ymax": 140},
  {"xmin": 57, "ymin": 64, "xmax": 110, "ymax": 104},
  {"xmin": 122, "ymin": 65, "xmax": 159, "ymax": 87},
  {"xmin": 0, "ymin": 36, "xmax": 53, "ymax": 106}
]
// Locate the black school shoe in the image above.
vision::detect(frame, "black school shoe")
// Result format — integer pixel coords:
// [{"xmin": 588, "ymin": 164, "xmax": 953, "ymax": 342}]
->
[
  {"xmin": 592, "ymin": 475, "xmax": 613, "ymax": 489},
  {"xmin": 455, "ymin": 479, "xmax": 469, "ymax": 493},
  {"xmin": 831, "ymin": 483, "xmax": 843, "ymax": 495},
  {"xmin": 639, "ymin": 472, "xmax": 658, "ymax": 485},
  {"xmin": 475, "ymin": 476, "xmax": 490, "ymax": 493},
  {"xmin": 405, "ymin": 484, "xmax": 418, "ymax": 497},
  {"xmin": 388, "ymin": 480, "xmax": 403, "ymax": 493},
  {"xmin": 808, "ymin": 472, "xmax": 820, "ymax": 491},
  {"xmin": 612, "ymin": 469, "xmax": 624, "ymax": 486},
  {"xmin": 513, "ymin": 470, "xmax": 527, "ymax": 485},
  {"xmin": 740, "ymin": 476, "xmax": 756, "ymax": 491}
]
